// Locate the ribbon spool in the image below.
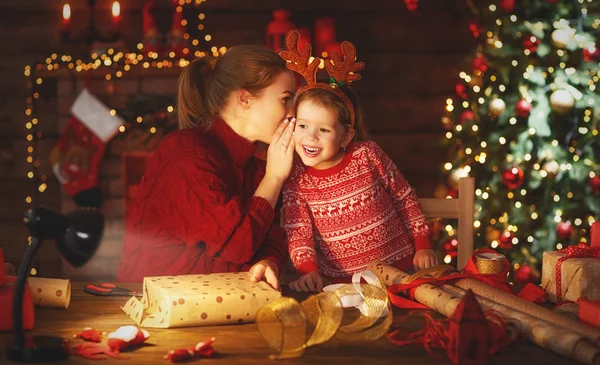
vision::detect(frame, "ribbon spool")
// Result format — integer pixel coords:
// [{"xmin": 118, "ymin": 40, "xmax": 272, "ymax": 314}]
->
[
  {"xmin": 256, "ymin": 282, "xmax": 392, "ymax": 359},
  {"xmin": 475, "ymin": 252, "xmax": 506, "ymax": 275}
]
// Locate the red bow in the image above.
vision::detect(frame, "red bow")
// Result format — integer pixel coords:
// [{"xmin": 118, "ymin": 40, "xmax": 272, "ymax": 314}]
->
[{"xmin": 555, "ymin": 243, "xmax": 600, "ymax": 302}]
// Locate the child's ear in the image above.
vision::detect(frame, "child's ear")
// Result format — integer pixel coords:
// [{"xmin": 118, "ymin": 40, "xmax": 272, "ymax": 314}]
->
[{"xmin": 342, "ymin": 128, "xmax": 356, "ymax": 148}]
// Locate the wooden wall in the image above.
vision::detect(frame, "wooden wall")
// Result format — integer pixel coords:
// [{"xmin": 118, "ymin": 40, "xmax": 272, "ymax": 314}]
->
[{"xmin": 0, "ymin": 0, "xmax": 474, "ymax": 278}]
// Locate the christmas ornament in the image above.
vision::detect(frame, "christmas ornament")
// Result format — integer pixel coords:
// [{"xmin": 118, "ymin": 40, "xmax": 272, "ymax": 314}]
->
[
  {"xmin": 522, "ymin": 35, "xmax": 540, "ymax": 52},
  {"xmin": 499, "ymin": 230, "xmax": 514, "ymax": 249},
  {"xmin": 472, "ymin": 54, "xmax": 488, "ymax": 73},
  {"xmin": 266, "ymin": 9, "xmax": 295, "ymax": 53},
  {"xmin": 551, "ymin": 27, "xmax": 575, "ymax": 49},
  {"xmin": 543, "ymin": 160, "xmax": 559, "ymax": 175},
  {"xmin": 488, "ymin": 98, "xmax": 506, "ymax": 117},
  {"xmin": 164, "ymin": 338, "xmax": 215, "ymax": 362},
  {"xmin": 501, "ymin": 166, "xmax": 524, "ymax": 189},
  {"xmin": 583, "ymin": 45, "xmax": 600, "ymax": 62},
  {"xmin": 142, "ymin": 0, "xmax": 161, "ymax": 55},
  {"xmin": 49, "ymin": 89, "xmax": 123, "ymax": 208},
  {"xmin": 468, "ymin": 21, "xmax": 482, "ymax": 38},
  {"xmin": 590, "ymin": 175, "xmax": 600, "ymax": 195},
  {"xmin": 459, "ymin": 110, "xmax": 475, "ymax": 124},
  {"xmin": 549, "ymin": 89, "xmax": 574, "ymax": 115},
  {"xmin": 515, "ymin": 99, "xmax": 532, "ymax": 118},
  {"xmin": 514, "ymin": 265, "xmax": 534, "ymax": 284},
  {"xmin": 556, "ymin": 221, "xmax": 573, "ymax": 241},
  {"xmin": 443, "ymin": 238, "xmax": 458, "ymax": 258},
  {"xmin": 165, "ymin": 1, "xmax": 188, "ymax": 57},
  {"xmin": 499, "ymin": 0, "xmax": 515, "ymax": 12},
  {"xmin": 455, "ymin": 83, "xmax": 467, "ymax": 98}
]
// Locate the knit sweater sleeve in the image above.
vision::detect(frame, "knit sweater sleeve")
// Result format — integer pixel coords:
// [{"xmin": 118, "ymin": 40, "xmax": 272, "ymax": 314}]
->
[
  {"xmin": 151, "ymin": 149, "xmax": 275, "ymax": 266},
  {"xmin": 282, "ymin": 171, "xmax": 319, "ymax": 275},
  {"xmin": 365, "ymin": 142, "xmax": 432, "ymax": 251}
]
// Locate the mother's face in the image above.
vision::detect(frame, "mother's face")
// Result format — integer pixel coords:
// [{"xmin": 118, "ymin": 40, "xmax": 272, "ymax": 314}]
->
[{"xmin": 247, "ymin": 71, "xmax": 295, "ymax": 144}]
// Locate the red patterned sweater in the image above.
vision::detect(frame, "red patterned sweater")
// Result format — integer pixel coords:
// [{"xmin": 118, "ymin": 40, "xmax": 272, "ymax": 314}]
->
[
  {"xmin": 117, "ymin": 118, "xmax": 287, "ymax": 283},
  {"xmin": 282, "ymin": 141, "xmax": 431, "ymax": 279}
]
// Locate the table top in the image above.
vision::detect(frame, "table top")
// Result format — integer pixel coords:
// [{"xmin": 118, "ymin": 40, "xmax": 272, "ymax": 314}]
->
[{"xmin": 0, "ymin": 283, "xmax": 582, "ymax": 364}]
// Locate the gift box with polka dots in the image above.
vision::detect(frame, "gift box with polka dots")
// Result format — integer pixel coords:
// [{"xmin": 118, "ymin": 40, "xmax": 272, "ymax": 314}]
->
[{"xmin": 121, "ymin": 272, "xmax": 281, "ymax": 328}]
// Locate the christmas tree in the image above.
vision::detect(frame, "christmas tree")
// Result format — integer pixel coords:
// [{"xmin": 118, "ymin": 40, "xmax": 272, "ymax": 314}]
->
[{"xmin": 438, "ymin": 0, "xmax": 600, "ymax": 283}]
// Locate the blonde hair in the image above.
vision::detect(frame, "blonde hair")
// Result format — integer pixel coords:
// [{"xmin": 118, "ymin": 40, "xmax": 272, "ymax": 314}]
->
[
  {"xmin": 177, "ymin": 45, "xmax": 287, "ymax": 130},
  {"xmin": 296, "ymin": 87, "xmax": 368, "ymax": 141}
]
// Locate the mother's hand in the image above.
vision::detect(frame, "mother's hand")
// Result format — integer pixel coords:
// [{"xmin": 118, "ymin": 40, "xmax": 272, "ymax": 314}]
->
[
  {"xmin": 249, "ymin": 260, "xmax": 280, "ymax": 290},
  {"xmin": 265, "ymin": 118, "xmax": 296, "ymax": 183}
]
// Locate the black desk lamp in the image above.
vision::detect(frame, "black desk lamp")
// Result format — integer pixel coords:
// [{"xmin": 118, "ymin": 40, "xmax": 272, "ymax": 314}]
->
[{"xmin": 7, "ymin": 207, "xmax": 104, "ymax": 362}]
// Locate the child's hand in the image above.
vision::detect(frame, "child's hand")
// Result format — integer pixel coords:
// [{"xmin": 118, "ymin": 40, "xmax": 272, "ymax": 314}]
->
[
  {"xmin": 249, "ymin": 260, "xmax": 280, "ymax": 291},
  {"xmin": 413, "ymin": 249, "xmax": 438, "ymax": 271},
  {"xmin": 289, "ymin": 271, "xmax": 324, "ymax": 293}
]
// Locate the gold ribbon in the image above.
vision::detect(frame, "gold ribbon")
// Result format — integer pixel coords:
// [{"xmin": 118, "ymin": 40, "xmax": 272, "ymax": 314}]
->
[{"xmin": 256, "ymin": 283, "xmax": 392, "ymax": 360}]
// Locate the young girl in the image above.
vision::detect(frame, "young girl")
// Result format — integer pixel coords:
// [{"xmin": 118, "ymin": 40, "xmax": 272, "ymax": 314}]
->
[
  {"xmin": 117, "ymin": 45, "xmax": 296, "ymax": 288},
  {"xmin": 280, "ymin": 31, "xmax": 437, "ymax": 293}
]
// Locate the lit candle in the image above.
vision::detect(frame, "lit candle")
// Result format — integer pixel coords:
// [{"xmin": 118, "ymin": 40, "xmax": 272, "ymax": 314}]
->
[
  {"xmin": 112, "ymin": 1, "xmax": 122, "ymax": 38},
  {"xmin": 61, "ymin": 3, "xmax": 71, "ymax": 32}
]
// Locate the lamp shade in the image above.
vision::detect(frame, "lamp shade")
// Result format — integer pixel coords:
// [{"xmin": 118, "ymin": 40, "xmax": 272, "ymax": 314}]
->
[{"xmin": 24, "ymin": 208, "xmax": 104, "ymax": 267}]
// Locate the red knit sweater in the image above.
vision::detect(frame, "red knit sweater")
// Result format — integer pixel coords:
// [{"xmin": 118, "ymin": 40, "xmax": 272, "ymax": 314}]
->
[
  {"xmin": 282, "ymin": 141, "xmax": 431, "ymax": 279},
  {"xmin": 116, "ymin": 118, "xmax": 287, "ymax": 283}
]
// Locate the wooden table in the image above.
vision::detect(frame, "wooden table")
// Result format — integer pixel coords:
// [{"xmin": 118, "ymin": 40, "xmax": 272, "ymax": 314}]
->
[{"xmin": 0, "ymin": 283, "xmax": 582, "ymax": 364}]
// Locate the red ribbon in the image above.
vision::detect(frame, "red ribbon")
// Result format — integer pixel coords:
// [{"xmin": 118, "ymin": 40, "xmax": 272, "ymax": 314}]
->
[
  {"xmin": 555, "ymin": 243, "xmax": 600, "ymax": 302},
  {"xmin": 387, "ymin": 248, "xmax": 546, "ymax": 309}
]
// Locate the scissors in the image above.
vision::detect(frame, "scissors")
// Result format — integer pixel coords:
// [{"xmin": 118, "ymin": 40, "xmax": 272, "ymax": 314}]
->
[{"xmin": 83, "ymin": 283, "xmax": 142, "ymax": 297}]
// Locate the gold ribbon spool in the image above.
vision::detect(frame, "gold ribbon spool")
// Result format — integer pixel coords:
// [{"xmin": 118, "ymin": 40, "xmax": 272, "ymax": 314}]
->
[
  {"xmin": 256, "ymin": 283, "xmax": 392, "ymax": 360},
  {"xmin": 475, "ymin": 253, "xmax": 506, "ymax": 274}
]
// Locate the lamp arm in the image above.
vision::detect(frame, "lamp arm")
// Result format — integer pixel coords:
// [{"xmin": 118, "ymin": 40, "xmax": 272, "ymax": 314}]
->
[{"xmin": 12, "ymin": 236, "xmax": 42, "ymax": 349}]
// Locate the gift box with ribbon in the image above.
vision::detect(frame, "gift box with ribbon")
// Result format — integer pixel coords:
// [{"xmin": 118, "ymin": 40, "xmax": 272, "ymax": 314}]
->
[
  {"xmin": 0, "ymin": 248, "xmax": 35, "ymax": 331},
  {"xmin": 541, "ymin": 222, "xmax": 600, "ymax": 303},
  {"xmin": 122, "ymin": 272, "xmax": 281, "ymax": 328}
]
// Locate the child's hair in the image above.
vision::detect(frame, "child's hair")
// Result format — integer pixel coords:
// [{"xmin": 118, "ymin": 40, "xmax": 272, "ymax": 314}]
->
[
  {"xmin": 177, "ymin": 45, "xmax": 288, "ymax": 130},
  {"xmin": 296, "ymin": 86, "xmax": 368, "ymax": 141}
]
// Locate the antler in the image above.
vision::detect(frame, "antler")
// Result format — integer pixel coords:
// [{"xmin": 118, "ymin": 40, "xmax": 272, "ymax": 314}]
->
[
  {"xmin": 280, "ymin": 30, "xmax": 320, "ymax": 85},
  {"xmin": 325, "ymin": 41, "xmax": 365, "ymax": 84}
]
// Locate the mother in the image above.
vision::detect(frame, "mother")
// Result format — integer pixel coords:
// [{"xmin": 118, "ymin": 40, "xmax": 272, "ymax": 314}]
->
[{"xmin": 116, "ymin": 44, "xmax": 296, "ymax": 289}]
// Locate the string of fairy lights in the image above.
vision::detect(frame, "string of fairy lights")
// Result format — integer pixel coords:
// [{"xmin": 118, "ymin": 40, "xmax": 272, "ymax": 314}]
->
[
  {"xmin": 440, "ymin": 1, "xmax": 599, "ymax": 266},
  {"xmin": 22, "ymin": 2, "xmax": 226, "ymax": 274}
]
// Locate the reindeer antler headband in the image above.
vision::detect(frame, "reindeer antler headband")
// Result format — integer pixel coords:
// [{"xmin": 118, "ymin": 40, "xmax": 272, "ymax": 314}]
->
[{"xmin": 280, "ymin": 30, "xmax": 365, "ymax": 127}]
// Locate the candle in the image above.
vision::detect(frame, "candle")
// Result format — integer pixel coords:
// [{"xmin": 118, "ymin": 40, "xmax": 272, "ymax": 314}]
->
[
  {"xmin": 112, "ymin": 1, "xmax": 122, "ymax": 38},
  {"xmin": 61, "ymin": 3, "xmax": 71, "ymax": 31}
]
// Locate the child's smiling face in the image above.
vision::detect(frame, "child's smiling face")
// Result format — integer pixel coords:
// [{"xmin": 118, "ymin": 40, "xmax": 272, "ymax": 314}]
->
[{"xmin": 294, "ymin": 99, "xmax": 354, "ymax": 170}]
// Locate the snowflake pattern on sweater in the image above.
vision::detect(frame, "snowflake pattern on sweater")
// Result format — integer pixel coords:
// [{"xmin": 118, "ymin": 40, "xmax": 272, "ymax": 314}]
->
[{"xmin": 282, "ymin": 141, "xmax": 431, "ymax": 278}]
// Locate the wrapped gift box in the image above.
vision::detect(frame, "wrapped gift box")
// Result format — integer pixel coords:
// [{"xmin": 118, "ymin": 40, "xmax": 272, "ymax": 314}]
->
[
  {"xmin": 541, "ymin": 251, "xmax": 600, "ymax": 303},
  {"xmin": 122, "ymin": 272, "xmax": 281, "ymax": 328}
]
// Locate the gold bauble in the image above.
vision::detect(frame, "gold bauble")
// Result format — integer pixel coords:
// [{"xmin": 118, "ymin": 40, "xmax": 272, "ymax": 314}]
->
[
  {"xmin": 488, "ymin": 98, "xmax": 506, "ymax": 117},
  {"xmin": 551, "ymin": 28, "xmax": 575, "ymax": 49},
  {"xmin": 550, "ymin": 89, "xmax": 574, "ymax": 115}
]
